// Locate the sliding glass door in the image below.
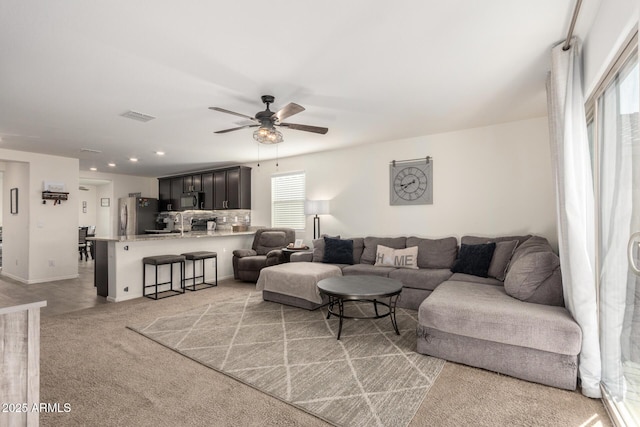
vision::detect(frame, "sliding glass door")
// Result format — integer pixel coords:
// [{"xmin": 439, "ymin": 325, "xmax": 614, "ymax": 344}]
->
[{"xmin": 593, "ymin": 36, "xmax": 640, "ymax": 425}]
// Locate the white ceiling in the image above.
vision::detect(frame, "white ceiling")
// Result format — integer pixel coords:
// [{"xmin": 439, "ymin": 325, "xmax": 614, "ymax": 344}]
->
[{"xmin": 0, "ymin": 1, "xmax": 597, "ymax": 177}]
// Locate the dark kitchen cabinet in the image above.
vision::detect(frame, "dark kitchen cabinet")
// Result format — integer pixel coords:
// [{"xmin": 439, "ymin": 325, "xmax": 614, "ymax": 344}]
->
[
  {"xmin": 158, "ymin": 166, "xmax": 250, "ymax": 211},
  {"xmin": 158, "ymin": 178, "xmax": 171, "ymax": 211},
  {"xmin": 170, "ymin": 177, "xmax": 183, "ymax": 210},
  {"xmin": 213, "ymin": 166, "xmax": 251, "ymax": 209},
  {"xmin": 158, "ymin": 177, "xmax": 183, "ymax": 211},
  {"xmin": 202, "ymin": 172, "xmax": 214, "ymax": 210},
  {"xmin": 183, "ymin": 174, "xmax": 202, "ymax": 192}
]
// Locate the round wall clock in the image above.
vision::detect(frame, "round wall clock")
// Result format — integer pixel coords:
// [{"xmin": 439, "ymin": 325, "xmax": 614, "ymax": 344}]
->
[{"xmin": 389, "ymin": 159, "xmax": 433, "ymax": 205}]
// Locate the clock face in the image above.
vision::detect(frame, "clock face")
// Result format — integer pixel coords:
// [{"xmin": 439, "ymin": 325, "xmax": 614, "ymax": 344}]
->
[
  {"xmin": 393, "ymin": 167, "xmax": 428, "ymax": 201},
  {"xmin": 389, "ymin": 160, "xmax": 433, "ymax": 206}
]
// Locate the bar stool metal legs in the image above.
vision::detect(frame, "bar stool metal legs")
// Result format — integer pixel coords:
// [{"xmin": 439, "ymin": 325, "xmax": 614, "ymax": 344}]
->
[
  {"xmin": 142, "ymin": 255, "xmax": 186, "ymax": 300},
  {"xmin": 180, "ymin": 251, "xmax": 218, "ymax": 291}
]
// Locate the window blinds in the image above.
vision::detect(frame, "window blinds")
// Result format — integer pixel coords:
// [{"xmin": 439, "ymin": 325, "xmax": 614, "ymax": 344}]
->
[{"xmin": 271, "ymin": 172, "xmax": 305, "ymax": 229}]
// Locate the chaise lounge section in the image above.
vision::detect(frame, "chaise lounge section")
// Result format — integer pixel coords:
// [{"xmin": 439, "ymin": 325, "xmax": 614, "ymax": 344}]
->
[{"xmin": 258, "ymin": 233, "xmax": 581, "ymax": 390}]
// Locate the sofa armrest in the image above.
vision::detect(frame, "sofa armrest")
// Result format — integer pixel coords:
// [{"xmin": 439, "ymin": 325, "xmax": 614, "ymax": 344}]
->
[
  {"xmin": 291, "ymin": 252, "xmax": 313, "ymax": 262},
  {"xmin": 265, "ymin": 249, "xmax": 285, "ymax": 266},
  {"xmin": 233, "ymin": 249, "xmax": 257, "ymax": 258}
]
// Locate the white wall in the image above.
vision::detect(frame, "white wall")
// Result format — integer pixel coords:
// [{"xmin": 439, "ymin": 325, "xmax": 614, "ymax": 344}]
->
[
  {"xmin": 78, "ymin": 185, "xmax": 97, "ymax": 227},
  {"xmin": 0, "ymin": 149, "xmax": 79, "ymax": 283},
  {"xmin": 583, "ymin": 0, "xmax": 639, "ymax": 96},
  {"xmin": 248, "ymin": 117, "xmax": 557, "ymax": 248},
  {"xmin": 3, "ymin": 162, "xmax": 30, "ymax": 279}
]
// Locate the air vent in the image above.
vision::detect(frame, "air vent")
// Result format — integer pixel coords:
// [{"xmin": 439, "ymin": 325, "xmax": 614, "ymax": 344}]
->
[
  {"xmin": 120, "ymin": 110, "xmax": 156, "ymax": 122},
  {"xmin": 80, "ymin": 148, "xmax": 102, "ymax": 154}
]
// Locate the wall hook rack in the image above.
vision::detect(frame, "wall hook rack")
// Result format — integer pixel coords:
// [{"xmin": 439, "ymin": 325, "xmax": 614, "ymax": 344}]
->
[{"xmin": 42, "ymin": 191, "xmax": 69, "ymax": 205}]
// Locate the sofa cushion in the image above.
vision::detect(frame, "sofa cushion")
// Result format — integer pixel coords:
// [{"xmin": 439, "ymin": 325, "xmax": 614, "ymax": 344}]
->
[
  {"xmin": 342, "ymin": 264, "xmax": 396, "ymax": 277},
  {"xmin": 406, "ymin": 236, "xmax": 458, "ymax": 269},
  {"xmin": 448, "ymin": 273, "xmax": 502, "ymax": 286},
  {"xmin": 488, "ymin": 240, "xmax": 518, "ymax": 281},
  {"xmin": 418, "ymin": 281, "xmax": 582, "ymax": 355},
  {"xmin": 255, "ymin": 231, "xmax": 287, "ymax": 255},
  {"xmin": 374, "ymin": 245, "xmax": 418, "ymax": 269},
  {"xmin": 461, "ymin": 234, "xmax": 532, "ymax": 248},
  {"xmin": 313, "ymin": 237, "xmax": 364, "ymax": 264},
  {"xmin": 461, "ymin": 235, "xmax": 530, "ymax": 281},
  {"xmin": 389, "ymin": 268, "xmax": 453, "ymax": 291},
  {"xmin": 361, "ymin": 237, "xmax": 406, "ymax": 265},
  {"xmin": 504, "ymin": 236, "xmax": 563, "ymax": 306},
  {"xmin": 323, "ymin": 237, "xmax": 354, "ymax": 265},
  {"xmin": 451, "ymin": 243, "xmax": 496, "ymax": 278}
]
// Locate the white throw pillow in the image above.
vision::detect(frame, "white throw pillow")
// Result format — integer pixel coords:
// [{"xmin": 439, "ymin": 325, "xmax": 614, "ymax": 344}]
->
[{"xmin": 374, "ymin": 245, "xmax": 419, "ymax": 269}]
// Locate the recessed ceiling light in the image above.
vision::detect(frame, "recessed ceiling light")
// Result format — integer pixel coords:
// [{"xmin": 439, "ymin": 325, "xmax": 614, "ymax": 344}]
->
[
  {"xmin": 129, "ymin": 157, "xmax": 138, "ymax": 162},
  {"xmin": 155, "ymin": 151, "xmax": 165, "ymax": 156},
  {"xmin": 108, "ymin": 163, "xmax": 116, "ymax": 167},
  {"xmin": 90, "ymin": 167, "xmax": 97, "ymax": 171}
]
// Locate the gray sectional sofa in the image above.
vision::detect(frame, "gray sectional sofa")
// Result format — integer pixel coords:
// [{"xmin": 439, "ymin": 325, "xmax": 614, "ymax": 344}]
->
[{"xmin": 278, "ymin": 234, "xmax": 582, "ymax": 390}]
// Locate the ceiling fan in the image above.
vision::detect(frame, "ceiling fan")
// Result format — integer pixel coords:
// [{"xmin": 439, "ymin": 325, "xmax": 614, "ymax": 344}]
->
[{"xmin": 209, "ymin": 95, "xmax": 328, "ymax": 144}]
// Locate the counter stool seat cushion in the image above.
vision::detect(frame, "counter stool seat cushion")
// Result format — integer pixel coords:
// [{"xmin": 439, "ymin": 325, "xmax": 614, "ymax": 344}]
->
[
  {"xmin": 182, "ymin": 251, "xmax": 217, "ymax": 261},
  {"xmin": 143, "ymin": 254, "xmax": 186, "ymax": 265},
  {"xmin": 256, "ymin": 262, "xmax": 342, "ymax": 308}
]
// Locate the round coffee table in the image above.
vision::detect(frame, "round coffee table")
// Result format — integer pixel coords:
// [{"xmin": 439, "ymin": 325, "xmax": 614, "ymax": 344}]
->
[{"xmin": 317, "ymin": 275, "xmax": 403, "ymax": 340}]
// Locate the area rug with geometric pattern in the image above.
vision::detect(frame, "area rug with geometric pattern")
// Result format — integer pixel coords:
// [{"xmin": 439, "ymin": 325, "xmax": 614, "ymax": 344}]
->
[{"xmin": 128, "ymin": 291, "xmax": 445, "ymax": 427}]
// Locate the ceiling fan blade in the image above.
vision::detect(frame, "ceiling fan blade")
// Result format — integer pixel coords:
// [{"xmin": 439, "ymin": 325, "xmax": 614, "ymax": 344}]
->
[
  {"xmin": 279, "ymin": 122, "xmax": 329, "ymax": 135},
  {"xmin": 274, "ymin": 103, "xmax": 305, "ymax": 122},
  {"xmin": 209, "ymin": 107, "xmax": 259, "ymax": 122},
  {"xmin": 214, "ymin": 124, "xmax": 259, "ymax": 134}
]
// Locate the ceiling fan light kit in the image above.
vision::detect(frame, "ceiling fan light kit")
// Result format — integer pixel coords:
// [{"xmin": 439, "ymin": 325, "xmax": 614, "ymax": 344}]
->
[
  {"xmin": 211, "ymin": 94, "xmax": 328, "ymax": 145},
  {"xmin": 253, "ymin": 126, "xmax": 283, "ymax": 144}
]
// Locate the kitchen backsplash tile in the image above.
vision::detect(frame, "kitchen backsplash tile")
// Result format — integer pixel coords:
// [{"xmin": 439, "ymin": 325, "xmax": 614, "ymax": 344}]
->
[{"xmin": 158, "ymin": 209, "xmax": 251, "ymax": 231}]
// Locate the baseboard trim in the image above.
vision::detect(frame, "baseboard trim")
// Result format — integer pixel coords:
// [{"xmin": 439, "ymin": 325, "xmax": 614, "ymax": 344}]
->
[
  {"xmin": 106, "ymin": 274, "xmax": 235, "ymax": 303},
  {"xmin": 1, "ymin": 271, "xmax": 79, "ymax": 284}
]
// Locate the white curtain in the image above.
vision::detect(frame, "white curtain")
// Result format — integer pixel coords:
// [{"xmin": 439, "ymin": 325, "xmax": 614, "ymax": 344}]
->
[{"xmin": 546, "ymin": 38, "xmax": 602, "ymax": 398}]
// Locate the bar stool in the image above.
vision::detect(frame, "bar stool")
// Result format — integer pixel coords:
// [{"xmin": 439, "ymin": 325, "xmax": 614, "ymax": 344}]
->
[
  {"xmin": 180, "ymin": 251, "xmax": 218, "ymax": 291},
  {"xmin": 142, "ymin": 254, "xmax": 186, "ymax": 300}
]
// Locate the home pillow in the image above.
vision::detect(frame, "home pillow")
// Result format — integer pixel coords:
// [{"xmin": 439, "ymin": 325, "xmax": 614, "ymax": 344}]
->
[
  {"xmin": 322, "ymin": 237, "xmax": 354, "ymax": 264},
  {"xmin": 374, "ymin": 245, "xmax": 419, "ymax": 269},
  {"xmin": 450, "ymin": 243, "xmax": 496, "ymax": 278}
]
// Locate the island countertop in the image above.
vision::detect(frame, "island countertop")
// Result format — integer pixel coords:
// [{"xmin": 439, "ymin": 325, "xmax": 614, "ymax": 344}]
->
[{"xmin": 88, "ymin": 228, "xmax": 259, "ymax": 242}]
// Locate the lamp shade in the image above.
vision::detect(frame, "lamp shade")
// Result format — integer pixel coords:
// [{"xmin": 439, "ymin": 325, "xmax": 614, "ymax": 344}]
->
[{"xmin": 305, "ymin": 200, "xmax": 330, "ymax": 215}]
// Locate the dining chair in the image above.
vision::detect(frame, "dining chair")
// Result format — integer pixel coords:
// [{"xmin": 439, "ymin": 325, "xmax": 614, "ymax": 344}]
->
[{"xmin": 79, "ymin": 227, "xmax": 90, "ymax": 261}]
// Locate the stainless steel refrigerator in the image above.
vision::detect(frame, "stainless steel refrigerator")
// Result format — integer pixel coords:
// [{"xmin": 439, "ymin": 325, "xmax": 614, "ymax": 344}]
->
[{"xmin": 118, "ymin": 197, "xmax": 159, "ymax": 235}]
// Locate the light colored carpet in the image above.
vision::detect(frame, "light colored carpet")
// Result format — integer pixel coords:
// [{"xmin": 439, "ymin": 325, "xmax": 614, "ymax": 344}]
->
[
  {"xmin": 38, "ymin": 280, "xmax": 612, "ymax": 426},
  {"xmin": 129, "ymin": 291, "xmax": 444, "ymax": 427}
]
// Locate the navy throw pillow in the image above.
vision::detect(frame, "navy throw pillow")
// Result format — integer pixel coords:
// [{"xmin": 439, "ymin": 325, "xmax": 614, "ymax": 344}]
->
[
  {"xmin": 451, "ymin": 243, "xmax": 496, "ymax": 278},
  {"xmin": 323, "ymin": 237, "xmax": 354, "ymax": 264}
]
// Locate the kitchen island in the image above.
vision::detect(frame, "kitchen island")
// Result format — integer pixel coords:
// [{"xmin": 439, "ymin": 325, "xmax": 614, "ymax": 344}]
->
[{"xmin": 89, "ymin": 229, "xmax": 257, "ymax": 302}]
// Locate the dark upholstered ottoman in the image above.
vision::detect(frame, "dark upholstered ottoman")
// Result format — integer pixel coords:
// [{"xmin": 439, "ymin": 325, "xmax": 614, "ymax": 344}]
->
[
  {"xmin": 417, "ymin": 280, "xmax": 582, "ymax": 390},
  {"xmin": 256, "ymin": 262, "xmax": 342, "ymax": 310}
]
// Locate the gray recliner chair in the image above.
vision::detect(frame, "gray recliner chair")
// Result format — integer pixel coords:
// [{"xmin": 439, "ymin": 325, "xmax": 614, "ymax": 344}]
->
[{"xmin": 232, "ymin": 228, "xmax": 296, "ymax": 282}]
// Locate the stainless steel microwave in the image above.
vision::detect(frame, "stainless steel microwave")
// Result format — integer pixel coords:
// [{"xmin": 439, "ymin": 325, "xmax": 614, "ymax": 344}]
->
[{"xmin": 180, "ymin": 192, "xmax": 204, "ymax": 210}]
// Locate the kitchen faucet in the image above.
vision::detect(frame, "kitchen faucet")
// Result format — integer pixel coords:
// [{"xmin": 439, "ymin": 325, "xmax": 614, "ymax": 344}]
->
[{"xmin": 175, "ymin": 212, "xmax": 184, "ymax": 237}]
